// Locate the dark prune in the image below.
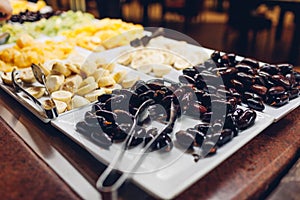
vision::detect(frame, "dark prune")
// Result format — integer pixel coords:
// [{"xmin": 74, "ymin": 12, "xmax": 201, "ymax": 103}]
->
[
  {"xmin": 246, "ymin": 98, "xmax": 265, "ymax": 111},
  {"xmin": 239, "ymin": 58, "xmax": 259, "ymax": 69},
  {"xmin": 149, "ymin": 134, "xmax": 173, "ymax": 152},
  {"xmin": 235, "ymin": 64, "xmax": 255, "ymax": 75},
  {"xmin": 230, "ymin": 79, "xmax": 245, "ymax": 93},
  {"xmin": 128, "ymin": 127, "xmax": 147, "ymax": 147},
  {"xmin": 271, "ymin": 74, "xmax": 291, "ymax": 89},
  {"xmin": 250, "ymin": 84, "xmax": 268, "ymax": 97},
  {"xmin": 144, "ymin": 128, "xmax": 158, "ymax": 146},
  {"xmin": 266, "ymin": 93, "xmax": 289, "ymax": 107},
  {"xmin": 178, "ymin": 74, "xmax": 195, "ymax": 84},
  {"xmin": 277, "ymin": 63, "xmax": 293, "ymax": 75},
  {"xmin": 289, "ymin": 87, "xmax": 299, "ymax": 99},
  {"xmin": 132, "ymin": 80, "xmax": 150, "ymax": 95},
  {"xmin": 267, "ymin": 86, "xmax": 286, "ymax": 96},
  {"xmin": 260, "ymin": 64, "xmax": 279, "ymax": 75},
  {"xmin": 211, "ymin": 51, "xmax": 221, "ymax": 63},
  {"xmin": 236, "ymin": 109, "xmax": 256, "ymax": 130},
  {"xmin": 236, "ymin": 72, "xmax": 255, "ymax": 87},
  {"xmin": 183, "ymin": 68, "xmax": 197, "ymax": 79},
  {"xmin": 217, "ymin": 129, "xmax": 234, "ymax": 146}
]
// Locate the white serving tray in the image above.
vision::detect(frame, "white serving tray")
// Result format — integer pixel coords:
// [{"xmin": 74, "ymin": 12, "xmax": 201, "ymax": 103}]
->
[{"xmin": 51, "ymin": 103, "xmax": 274, "ymax": 199}]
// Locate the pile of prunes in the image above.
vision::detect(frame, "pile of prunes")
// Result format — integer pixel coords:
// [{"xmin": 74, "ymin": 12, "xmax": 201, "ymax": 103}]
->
[
  {"xmin": 76, "ymin": 73, "xmax": 257, "ymax": 159},
  {"xmin": 9, "ymin": 10, "xmax": 62, "ymax": 23},
  {"xmin": 207, "ymin": 51, "xmax": 300, "ymax": 111}
]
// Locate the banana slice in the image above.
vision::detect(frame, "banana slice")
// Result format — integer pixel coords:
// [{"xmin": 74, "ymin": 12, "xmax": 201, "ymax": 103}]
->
[
  {"xmin": 121, "ymin": 75, "xmax": 140, "ymax": 88},
  {"xmin": 20, "ymin": 68, "xmax": 35, "ymax": 83},
  {"xmin": 71, "ymin": 95, "xmax": 90, "ymax": 109},
  {"xmin": 61, "ymin": 80, "xmax": 77, "ymax": 94},
  {"xmin": 117, "ymin": 53, "xmax": 132, "ymax": 65},
  {"xmin": 53, "ymin": 100, "xmax": 67, "ymax": 114},
  {"xmin": 113, "ymin": 70, "xmax": 127, "ymax": 83},
  {"xmin": 103, "ymin": 63, "xmax": 115, "ymax": 72},
  {"xmin": 52, "ymin": 62, "xmax": 72, "ymax": 77},
  {"xmin": 76, "ymin": 82, "xmax": 98, "ymax": 96},
  {"xmin": 131, "ymin": 54, "xmax": 147, "ymax": 69},
  {"xmin": 46, "ymin": 74, "xmax": 65, "ymax": 93},
  {"xmin": 51, "ymin": 90, "xmax": 73, "ymax": 103},
  {"xmin": 65, "ymin": 63, "xmax": 81, "ymax": 74},
  {"xmin": 152, "ymin": 64, "xmax": 172, "ymax": 77},
  {"xmin": 97, "ymin": 76, "xmax": 116, "ymax": 87},
  {"xmin": 136, "ymin": 64, "xmax": 152, "ymax": 74},
  {"xmin": 84, "ymin": 88, "xmax": 106, "ymax": 102},
  {"xmin": 81, "ymin": 60, "xmax": 97, "ymax": 76},
  {"xmin": 0, "ymin": 72, "xmax": 12, "ymax": 85},
  {"xmin": 163, "ymin": 52, "xmax": 175, "ymax": 65},
  {"xmin": 25, "ymin": 86, "xmax": 45, "ymax": 99},
  {"xmin": 93, "ymin": 68, "xmax": 110, "ymax": 82},
  {"xmin": 173, "ymin": 58, "xmax": 191, "ymax": 70},
  {"xmin": 65, "ymin": 74, "xmax": 83, "ymax": 88},
  {"xmin": 79, "ymin": 76, "xmax": 96, "ymax": 88}
]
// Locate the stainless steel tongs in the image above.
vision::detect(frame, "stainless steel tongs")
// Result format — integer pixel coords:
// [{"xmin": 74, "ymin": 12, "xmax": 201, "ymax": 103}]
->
[
  {"xmin": 11, "ymin": 68, "xmax": 58, "ymax": 120},
  {"xmin": 96, "ymin": 99, "xmax": 177, "ymax": 193}
]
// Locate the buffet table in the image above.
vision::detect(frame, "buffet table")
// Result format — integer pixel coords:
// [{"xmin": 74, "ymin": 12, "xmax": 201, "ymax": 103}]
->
[{"xmin": 1, "ymin": 76, "xmax": 300, "ymax": 199}]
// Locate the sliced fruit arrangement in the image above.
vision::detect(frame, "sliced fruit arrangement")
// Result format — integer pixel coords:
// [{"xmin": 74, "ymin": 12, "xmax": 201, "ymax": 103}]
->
[
  {"xmin": 0, "ymin": 34, "xmax": 74, "ymax": 72},
  {"xmin": 61, "ymin": 18, "xmax": 144, "ymax": 51},
  {"xmin": 0, "ymin": 11, "xmax": 95, "ymax": 43},
  {"xmin": 1, "ymin": 56, "xmax": 140, "ymax": 114},
  {"xmin": 117, "ymin": 36, "xmax": 210, "ymax": 77},
  {"xmin": 11, "ymin": 0, "xmax": 47, "ymax": 15}
]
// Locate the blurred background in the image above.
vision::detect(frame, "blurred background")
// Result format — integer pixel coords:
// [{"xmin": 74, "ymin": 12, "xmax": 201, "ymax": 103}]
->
[{"xmin": 47, "ymin": 0, "xmax": 300, "ymax": 66}]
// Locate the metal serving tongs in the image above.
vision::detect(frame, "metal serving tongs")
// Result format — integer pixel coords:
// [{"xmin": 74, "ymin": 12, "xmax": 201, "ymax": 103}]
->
[
  {"xmin": 11, "ymin": 67, "xmax": 58, "ymax": 120},
  {"xmin": 96, "ymin": 99, "xmax": 177, "ymax": 194},
  {"xmin": 130, "ymin": 27, "xmax": 164, "ymax": 47}
]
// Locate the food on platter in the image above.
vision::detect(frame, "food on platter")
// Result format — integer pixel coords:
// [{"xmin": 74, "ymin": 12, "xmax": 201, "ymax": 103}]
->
[
  {"xmin": 117, "ymin": 36, "xmax": 210, "ymax": 76},
  {"xmin": 61, "ymin": 18, "xmax": 143, "ymax": 51},
  {"xmin": 0, "ymin": 35, "xmax": 74, "ymax": 71},
  {"xmin": 11, "ymin": 0, "xmax": 47, "ymax": 15},
  {"xmin": 207, "ymin": 51, "xmax": 300, "ymax": 110},
  {"xmin": 9, "ymin": 10, "xmax": 61, "ymax": 23},
  {"xmin": 76, "ymin": 78, "xmax": 257, "ymax": 159},
  {"xmin": 0, "ymin": 11, "xmax": 94, "ymax": 43}
]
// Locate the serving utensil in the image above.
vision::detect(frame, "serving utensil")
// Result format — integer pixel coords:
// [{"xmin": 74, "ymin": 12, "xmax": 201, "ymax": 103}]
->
[
  {"xmin": 11, "ymin": 67, "xmax": 58, "ymax": 119},
  {"xmin": 130, "ymin": 27, "xmax": 164, "ymax": 47},
  {"xmin": 96, "ymin": 99, "xmax": 177, "ymax": 194}
]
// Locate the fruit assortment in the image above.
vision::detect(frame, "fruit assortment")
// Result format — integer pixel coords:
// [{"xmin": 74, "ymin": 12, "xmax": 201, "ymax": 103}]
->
[
  {"xmin": 0, "ymin": 11, "xmax": 95, "ymax": 43},
  {"xmin": 0, "ymin": 35, "xmax": 74, "ymax": 71},
  {"xmin": 61, "ymin": 18, "xmax": 144, "ymax": 51},
  {"xmin": 207, "ymin": 51, "xmax": 300, "ymax": 111},
  {"xmin": 9, "ymin": 10, "xmax": 62, "ymax": 23},
  {"xmin": 11, "ymin": 0, "xmax": 47, "ymax": 15},
  {"xmin": 76, "ymin": 75, "xmax": 257, "ymax": 159}
]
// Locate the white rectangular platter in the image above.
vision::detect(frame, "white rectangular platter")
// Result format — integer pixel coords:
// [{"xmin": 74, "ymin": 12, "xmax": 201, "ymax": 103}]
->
[{"xmin": 51, "ymin": 103, "xmax": 274, "ymax": 199}]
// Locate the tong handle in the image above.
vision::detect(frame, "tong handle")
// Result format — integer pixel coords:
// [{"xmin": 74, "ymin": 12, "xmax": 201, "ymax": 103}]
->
[
  {"xmin": 11, "ymin": 69, "xmax": 58, "ymax": 119},
  {"xmin": 96, "ymin": 101, "xmax": 176, "ymax": 193}
]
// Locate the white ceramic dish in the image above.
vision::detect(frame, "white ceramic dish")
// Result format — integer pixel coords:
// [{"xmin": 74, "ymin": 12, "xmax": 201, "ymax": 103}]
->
[{"xmin": 51, "ymin": 103, "xmax": 274, "ymax": 199}]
